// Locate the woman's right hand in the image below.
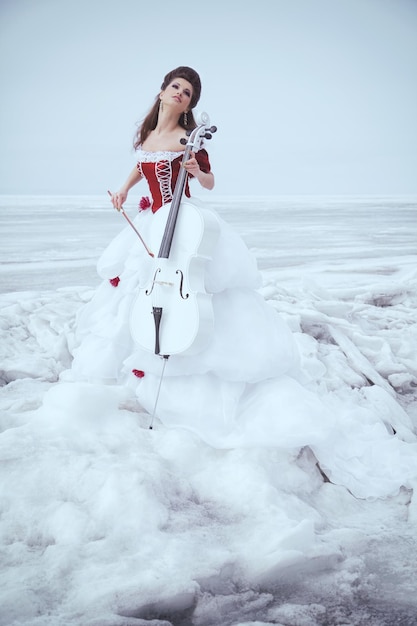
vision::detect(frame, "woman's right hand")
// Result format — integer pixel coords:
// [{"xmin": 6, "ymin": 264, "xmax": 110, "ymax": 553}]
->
[
  {"xmin": 108, "ymin": 190, "xmax": 128, "ymax": 211},
  {"xmin": 108, "ymin": 166, "xmax": 142, "ymax": 210}
]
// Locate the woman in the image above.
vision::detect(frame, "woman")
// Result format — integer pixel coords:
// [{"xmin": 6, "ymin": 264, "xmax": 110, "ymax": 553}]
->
[
  {"xmin": 70, "ymin": 67, "xmax": 417, "ymax": 498},
  {"xmin": 71, "ymin": 65, "xmax": 300, "ymax": 434}
]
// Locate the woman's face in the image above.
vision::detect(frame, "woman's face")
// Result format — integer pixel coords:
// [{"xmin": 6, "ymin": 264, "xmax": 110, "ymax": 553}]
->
[{"xmin": 161, "ymin": 78, "xmax": 193, "ymax": 112}]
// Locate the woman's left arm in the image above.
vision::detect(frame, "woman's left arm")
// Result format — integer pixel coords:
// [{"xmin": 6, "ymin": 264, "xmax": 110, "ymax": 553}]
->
[{"xmin": 194, "ymin": 168, "xmax": 215, "ymax": 190}]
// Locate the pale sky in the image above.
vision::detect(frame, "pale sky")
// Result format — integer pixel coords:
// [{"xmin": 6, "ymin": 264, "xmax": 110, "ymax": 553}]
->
[{"xmin": 1, "ymin": 0, "xmax": 416, "ymax": 196}]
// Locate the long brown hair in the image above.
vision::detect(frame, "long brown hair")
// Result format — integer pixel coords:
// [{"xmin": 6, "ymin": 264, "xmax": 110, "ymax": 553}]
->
[{"xmin": 133, "ymin": 66, "xmax": 202, "ymax": 150}]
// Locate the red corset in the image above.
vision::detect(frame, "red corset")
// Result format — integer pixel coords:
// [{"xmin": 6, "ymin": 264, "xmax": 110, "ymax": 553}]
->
[{"xmin": 137, "ymin": 149, "xmax": 211, "ymax": 213}]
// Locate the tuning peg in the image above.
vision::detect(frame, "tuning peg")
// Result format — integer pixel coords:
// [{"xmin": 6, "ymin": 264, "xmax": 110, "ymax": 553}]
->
[
  {"xmin": 204, "ymin": 133, "xmax": 212, "ymax": 140},
  {"xmin": 209, "ymin": 125, "xmax": 217, "ymax": 133},
  {"xmin": 180, "ymin": 138, "xmax": 187, "ymax": 145}
]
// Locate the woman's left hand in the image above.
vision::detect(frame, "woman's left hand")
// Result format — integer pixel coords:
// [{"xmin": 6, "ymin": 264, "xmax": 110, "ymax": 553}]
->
[{"xmin": 183, "ymin": 151, "xmax": 200, "ymax": 177}]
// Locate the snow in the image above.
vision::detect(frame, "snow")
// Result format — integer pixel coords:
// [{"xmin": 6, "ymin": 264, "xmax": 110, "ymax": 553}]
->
[{"xmin": 0, "ymin": 194, "xmax": 417, "ymax": 625}]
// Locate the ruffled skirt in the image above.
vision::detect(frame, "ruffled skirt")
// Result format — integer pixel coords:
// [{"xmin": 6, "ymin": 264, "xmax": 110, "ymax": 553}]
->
[{"xmin": 69, "ymin": 201, "xmax": 417, "ymax": 499}]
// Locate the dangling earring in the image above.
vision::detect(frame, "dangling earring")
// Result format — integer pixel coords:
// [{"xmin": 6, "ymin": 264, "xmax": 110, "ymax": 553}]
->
[{"xmin": 184, "ymin": 111, "xmax": 188, "ymax": 126}]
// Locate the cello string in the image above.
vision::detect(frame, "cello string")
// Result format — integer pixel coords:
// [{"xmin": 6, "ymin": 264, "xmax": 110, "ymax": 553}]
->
[{"xmin": 149, "ymin": 356, "xmax": 169, "ymax": 429}]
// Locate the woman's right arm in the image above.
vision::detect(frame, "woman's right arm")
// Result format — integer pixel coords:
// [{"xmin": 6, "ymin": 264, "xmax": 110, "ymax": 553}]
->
[{"xmin": 110, "ymin": 166, "xmax": 142, "ymax": 210}]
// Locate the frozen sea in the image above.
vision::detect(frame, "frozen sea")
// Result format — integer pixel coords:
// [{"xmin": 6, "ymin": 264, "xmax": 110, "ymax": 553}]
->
[{"xmin": 0, "ymin": 194, "xmax": 417, "ymax": 626}]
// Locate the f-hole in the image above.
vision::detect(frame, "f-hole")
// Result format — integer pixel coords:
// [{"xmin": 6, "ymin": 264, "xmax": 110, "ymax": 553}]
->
[
  {"xmin": 146, "ymin": 268, "xmax": 161, "ymax": 296},
  {"xmin": 176, "ymin": 269, "xmax": 189, "ymax": 300}
]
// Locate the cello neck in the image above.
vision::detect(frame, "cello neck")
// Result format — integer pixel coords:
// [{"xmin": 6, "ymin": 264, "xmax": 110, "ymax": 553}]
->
[{"xmin": 158, "ymin": 143, "xmax": 192, "ymax": 259}]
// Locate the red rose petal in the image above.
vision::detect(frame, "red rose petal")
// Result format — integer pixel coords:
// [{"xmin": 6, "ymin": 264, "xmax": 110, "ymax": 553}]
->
[{"xmin": 139, "ymin": 196, "xmax": 151, "ymax": 211}]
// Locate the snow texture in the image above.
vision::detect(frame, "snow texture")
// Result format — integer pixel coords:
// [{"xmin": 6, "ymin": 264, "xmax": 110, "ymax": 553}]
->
[{"xmin": 0, "ymin": 195, "xmax": 417, "ymax": 626}]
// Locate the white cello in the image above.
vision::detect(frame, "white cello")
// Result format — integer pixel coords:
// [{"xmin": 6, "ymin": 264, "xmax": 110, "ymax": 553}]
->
[{"xmin": 129, "ymin": 112, "xmax": 219, "ymax": 358}]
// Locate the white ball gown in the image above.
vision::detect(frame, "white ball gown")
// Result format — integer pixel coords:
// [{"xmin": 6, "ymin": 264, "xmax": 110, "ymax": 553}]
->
[{"xmin": 69, "ymin": 147, "xmax": 417, "ymax": 500}]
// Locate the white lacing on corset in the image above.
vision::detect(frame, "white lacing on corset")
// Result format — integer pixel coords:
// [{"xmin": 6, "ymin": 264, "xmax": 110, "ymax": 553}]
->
[{"xmin": 156, "ymin": 160, "xmax": 172, "ymax": 205}]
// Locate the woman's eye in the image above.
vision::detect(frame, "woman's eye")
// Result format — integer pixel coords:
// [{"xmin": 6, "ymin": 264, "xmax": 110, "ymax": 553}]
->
[{"xmin": 170, "ymin": 83, "xmax": 191, "ymax": 97}]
